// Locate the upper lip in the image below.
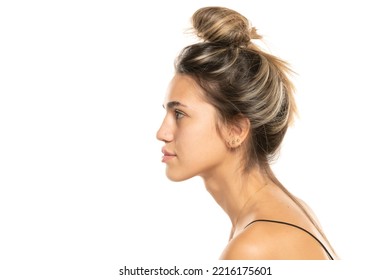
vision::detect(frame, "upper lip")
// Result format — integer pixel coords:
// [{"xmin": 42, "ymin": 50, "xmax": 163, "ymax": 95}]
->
[{"xmin": 162, "ymin": 148, "xmax": 176, "ymax": 156}]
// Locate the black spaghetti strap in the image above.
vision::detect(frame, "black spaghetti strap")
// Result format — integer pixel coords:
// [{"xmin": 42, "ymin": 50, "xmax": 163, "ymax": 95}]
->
[{"xmin": 245, "ymin": 219, "xmax": 334, "ymax": 260}]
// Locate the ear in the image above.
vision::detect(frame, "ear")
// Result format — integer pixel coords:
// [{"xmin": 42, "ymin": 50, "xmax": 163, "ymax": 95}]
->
[{"xmin": 224, "ymin": 116, "xmax": 251, "ymax": 148}]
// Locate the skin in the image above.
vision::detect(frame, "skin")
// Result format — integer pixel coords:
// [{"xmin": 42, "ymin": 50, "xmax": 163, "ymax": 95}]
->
[{"xmin": 156, "ymin": 74, "xmax": 337, "ymax": 260}]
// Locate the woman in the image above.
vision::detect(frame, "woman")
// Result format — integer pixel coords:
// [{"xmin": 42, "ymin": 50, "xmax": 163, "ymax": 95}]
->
[{"xmin": 156, "ymin": 6, "xmax": 337, "ymax": 260}]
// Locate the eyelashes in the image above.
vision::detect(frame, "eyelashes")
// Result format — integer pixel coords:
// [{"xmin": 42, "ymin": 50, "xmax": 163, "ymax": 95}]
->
[{"xmin": 175, "ymin": 109, "xmax": 185, "ymax": 120}]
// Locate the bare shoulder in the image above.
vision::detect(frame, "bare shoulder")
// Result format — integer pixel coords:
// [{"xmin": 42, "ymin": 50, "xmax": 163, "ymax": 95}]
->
[
  {"xmin": 295, "ymin": 197, "xmax": 323, "ymax": 226},
  {"xmin": 220, "ymin": 220, "xmax": 330, "ymax": 260}
]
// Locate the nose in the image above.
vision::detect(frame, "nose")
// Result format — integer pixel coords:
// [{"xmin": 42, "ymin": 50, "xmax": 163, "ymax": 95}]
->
[{"xmin": 156, "ymin": 116, "xmax": 174, "ymax": 143}]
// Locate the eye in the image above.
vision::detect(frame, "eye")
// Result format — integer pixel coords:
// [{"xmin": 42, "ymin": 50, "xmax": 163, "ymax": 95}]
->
[{"xmin": 175, "ymin": 110, "xmax": 185, "ymax": 120}]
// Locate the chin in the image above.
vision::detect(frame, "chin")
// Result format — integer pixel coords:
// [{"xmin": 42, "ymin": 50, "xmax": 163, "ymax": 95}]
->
[{"xmin": 165, "ymin": 168, "xmax": 195, "ymax": 182}]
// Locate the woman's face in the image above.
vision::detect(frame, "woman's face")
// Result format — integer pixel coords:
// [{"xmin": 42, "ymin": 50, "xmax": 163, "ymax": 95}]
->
[{"xmin": 156, "ymin": 74, "xmax": 229, "ymax": 181}]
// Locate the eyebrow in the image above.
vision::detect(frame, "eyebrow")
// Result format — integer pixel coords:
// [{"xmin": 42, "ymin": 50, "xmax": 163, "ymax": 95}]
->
[{"xmin": 163, "ymin": 101, "xmax": 188, "ymax": 109}]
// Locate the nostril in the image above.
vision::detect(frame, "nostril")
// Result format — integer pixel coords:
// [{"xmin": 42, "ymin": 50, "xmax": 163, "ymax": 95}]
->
[{"xmin": 156, "ymin": 128, "xmax": 172, "ymax": 143}]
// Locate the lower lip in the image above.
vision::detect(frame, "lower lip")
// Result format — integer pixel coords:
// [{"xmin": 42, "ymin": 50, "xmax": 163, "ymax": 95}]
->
[{"xmin": 162, "ymin": 155, "xmax": 176, "ymax": 163}]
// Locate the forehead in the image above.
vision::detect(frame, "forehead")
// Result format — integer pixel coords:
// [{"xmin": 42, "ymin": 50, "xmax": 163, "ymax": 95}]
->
[{"xmin": 164, "ymin": 74, "xmax": 206, "ymax": 106}]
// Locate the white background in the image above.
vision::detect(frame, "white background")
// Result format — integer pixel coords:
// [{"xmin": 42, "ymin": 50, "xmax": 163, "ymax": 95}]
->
[{"xmin": 1, "ymin": 0, "xmax": 389, "ymax": 279}]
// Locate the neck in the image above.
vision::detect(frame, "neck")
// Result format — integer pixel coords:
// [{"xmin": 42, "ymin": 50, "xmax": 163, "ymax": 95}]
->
[{"xmin": 201, "ymin": 164, "xmax": 269, "ymax": 231}]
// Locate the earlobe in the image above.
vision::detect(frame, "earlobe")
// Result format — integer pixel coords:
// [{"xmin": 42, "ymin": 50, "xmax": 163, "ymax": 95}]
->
[
  {"xmin": 225, "ymin": 116, "xmax": 250, "ymax": 148},
  {"xmin": 226, "ymin": 137, "xmax": 241, "ymax": 148}
]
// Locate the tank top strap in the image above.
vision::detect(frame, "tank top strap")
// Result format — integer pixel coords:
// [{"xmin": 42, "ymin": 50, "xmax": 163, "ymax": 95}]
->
[{"xmin": 245, "ymin": 219, "xmax": 334, "ymax": 260}]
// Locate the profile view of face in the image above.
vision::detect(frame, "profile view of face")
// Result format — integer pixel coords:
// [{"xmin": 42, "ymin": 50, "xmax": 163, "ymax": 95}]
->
[{"xmin": 156, "ymin": 74, "xmax": 229, "ymax": 182}]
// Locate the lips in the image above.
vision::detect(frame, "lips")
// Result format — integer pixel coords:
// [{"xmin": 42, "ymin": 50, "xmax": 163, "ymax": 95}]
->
[{"xmin": 161, "ymin": 148, "xmax": 176, "ymax": 162}]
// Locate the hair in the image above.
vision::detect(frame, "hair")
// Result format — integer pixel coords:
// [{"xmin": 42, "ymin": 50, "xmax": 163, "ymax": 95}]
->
[{"xmin": 174, "ymin": 6, "xmax": 336, "ymax": 255}]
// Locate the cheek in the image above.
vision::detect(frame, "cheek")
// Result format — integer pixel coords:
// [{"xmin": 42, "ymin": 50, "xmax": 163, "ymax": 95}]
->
[{"xmin": 179, "ymin": 124, "xmax": 227, "ymax": 164}]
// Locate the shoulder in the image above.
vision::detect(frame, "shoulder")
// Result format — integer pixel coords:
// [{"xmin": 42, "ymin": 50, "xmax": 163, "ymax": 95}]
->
[{"xmin": 219, "ymin": 220, "xmax": 330, "ymax": 260}]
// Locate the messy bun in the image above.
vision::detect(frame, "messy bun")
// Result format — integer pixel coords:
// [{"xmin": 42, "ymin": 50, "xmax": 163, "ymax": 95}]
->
[{"xmin": 192, "ymin": 6, "xmax": 262, "ymax": 47}]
